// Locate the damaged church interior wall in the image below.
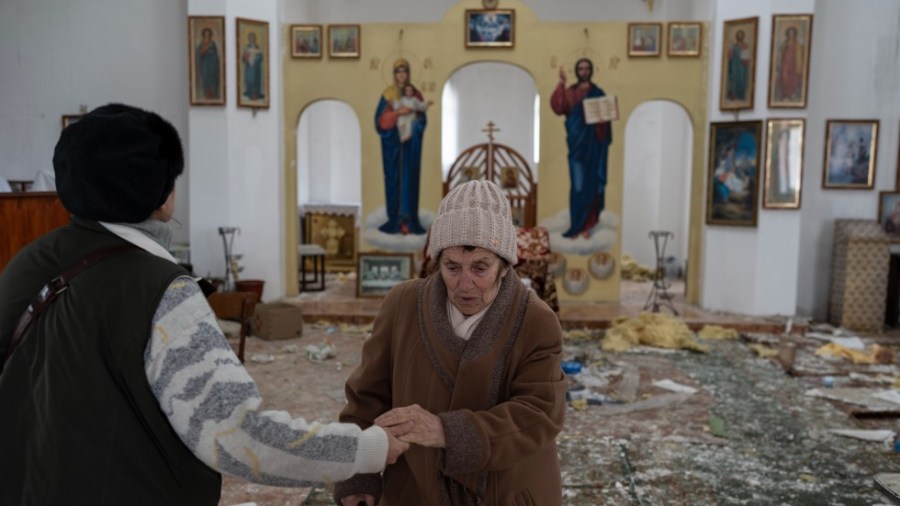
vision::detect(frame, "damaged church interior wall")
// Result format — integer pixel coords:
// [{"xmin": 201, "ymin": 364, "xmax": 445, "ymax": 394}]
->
[{"xmin": 3, "ymin": 0, "xmax": 900, "ymax": 320}]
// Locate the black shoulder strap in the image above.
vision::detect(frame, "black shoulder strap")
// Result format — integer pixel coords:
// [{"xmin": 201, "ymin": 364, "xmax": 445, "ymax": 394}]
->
[{"xmin": 3, "ymin": 243, "xmax": 139, "ymax": 364}]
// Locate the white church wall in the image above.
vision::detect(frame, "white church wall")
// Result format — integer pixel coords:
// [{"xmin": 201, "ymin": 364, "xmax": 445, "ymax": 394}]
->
[
  {"xmin": 700, "ymin": 0, "xmax": 813, "ymax": 316},
  {"xmin": 0, "ymin": 0, "xmax": 190, "ymax": 241},
  {"xmin": 189, "ymin": 0, "xmax": 284, "ymax": 299},
  {"xmin": 9, "ymin": 0, "xmax": 897, "ymax": 310},
  {"xmin": 796, "ymin": 0, "xmax": 900, "ymax": 320}
]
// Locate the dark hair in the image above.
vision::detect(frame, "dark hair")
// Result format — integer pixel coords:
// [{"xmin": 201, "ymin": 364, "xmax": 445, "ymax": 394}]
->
[{"xmin": 575, "ymin": 58, "xmax": 594, "ymax": 80}]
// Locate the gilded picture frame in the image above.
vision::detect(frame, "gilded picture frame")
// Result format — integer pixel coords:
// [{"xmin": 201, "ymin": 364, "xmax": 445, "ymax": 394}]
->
[
  {"xmin": 627, "ymin": 23, "xmax": 662, "ymax": 57},
  {"xmin": 767, "ymin": 14, "xmax": 813, "ymax": 109},
  {"xmin": 328, "ymin": 24, "xmax": 360, "ymax": 59},
  {"xmin": 822, "ymin": 119, "xmax": 878, "ymax": 189},
  {"xmin": 290, "ymin": 24, "xmax": 322, "ymax": 59},
  {"xmin": 897, "ymin": 123, "xmax": 900, "ymax": 190},
  {"xmin": 357, "ymin": 253, "xmax": 413, "ymax": 298},
  {"xmin": 706, "ymin": 121, "xmax": 763, "ymax": 227},
  {"xmin": 304, "ymin": 212, "xmax": 356, "ymax": 272},
  {"xmin": 188, "ymin": 16, "xmax": 226, "ymax": 106},
  {"xmin": 719, "ymin": 17, "xmax": 759, "ymax": 111},
  {"xmin": 763, "ymin": 118, "xmax": 805, "ymax": 209},
  {"xmin": 61, "ymin": 114, "xmax": 83, "ymax": 129},
  {"xmin": 465, "ymin": 9, "xmax": 515, "ymax": 48},
  {"xmin": 667, "ymin": 22, "xmax": 702, "ymax": 57},
  {"xmin": 236, "ymin": 18, "xmax": 270, "ymax": 109},
  {"xmin": 878, "ymin": 191, "xmax": 900, "ymax": 235}
]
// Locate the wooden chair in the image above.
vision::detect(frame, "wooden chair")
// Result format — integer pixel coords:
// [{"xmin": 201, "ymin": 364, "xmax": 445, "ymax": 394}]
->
[{"xmin": 207, "ymin": 291, "xmax": 258, "ymax": 363}]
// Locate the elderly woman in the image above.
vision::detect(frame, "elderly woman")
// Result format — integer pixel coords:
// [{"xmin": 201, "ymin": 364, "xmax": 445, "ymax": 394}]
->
[{"xmin": 334, "ymin": 180, "xmax": 566, "ymax": 505}]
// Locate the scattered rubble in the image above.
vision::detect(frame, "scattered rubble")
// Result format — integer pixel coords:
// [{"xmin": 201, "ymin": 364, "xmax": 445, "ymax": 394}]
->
[{"xmin": 220, "ymin": 321, "xmax": 900, "ymax": 505}]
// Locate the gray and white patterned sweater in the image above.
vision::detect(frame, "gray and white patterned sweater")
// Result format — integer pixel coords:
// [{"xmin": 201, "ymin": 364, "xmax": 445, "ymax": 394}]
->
[{"xmin": 103, "ymin": 221, "xmax": 387, "ymax": 486}]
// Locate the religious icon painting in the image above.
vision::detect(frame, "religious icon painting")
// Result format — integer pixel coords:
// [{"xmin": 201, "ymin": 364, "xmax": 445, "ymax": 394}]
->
[
  {"xmin": 188, "ymin": 16, "xmax": 226, "ymax": 106},
  {"xmin": 562, "ymin": 268, "xmax": 589, "ymax": 296},
  {"xmin": 627, "ymin": 23, "xmax": 662, "ymax": 57},
  {"xmin": 236, "ymin": 18, "xmax": 270, "ymax": 109},
  {"xmin": 290, "ymin": 25, "xmax": 322, "ymax": 59},
  {"xmin": 719, "ymin": 17, "xmax": 759, "ymax": 111},
  {"xmin": 763, "ymin": 118, "xmax": 805, "ymax": 209},
  {"xmin": 767, "ymin": 14, "xmax": 813, "ymax": 109},
  {"xmin": 878, "ymin": 191, "xmax": 900, "ymax": 235},
  {"xmin": 461, "ymin": 166, "xmax": 480, "ymax": 183},
  {"xmin": 500, "ymin": 166, "xmax": 519, "ymax": 189},
  {"xmin": 667, "ymin": 22, "xmax": 702, "ymax": 57},
  {"xmin": 328, "ymin": 24, "xmax": 360, "ymax": 59},
  {"xmin": 706, "ymin": 121, "xmax": 763, "ymax": 227},
  {"xmin": 465, "ymin": 9, "xmax": 515, "ymax": 48},
  {"xmin": 822, "ymin": 119, "xmax": 878, "ymax": 189},
  {"xmin": 304, "ymin": 212, "xmax": 356, "ymax": 271}
]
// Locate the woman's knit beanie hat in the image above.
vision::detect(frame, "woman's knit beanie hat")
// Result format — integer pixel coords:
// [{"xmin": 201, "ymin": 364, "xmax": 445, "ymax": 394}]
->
[
  {"xmin": 53, "ymin": 103, "xmax": 184, "ymax": 223},
  {"xmin": 428, "ymin": 180, "xmax": 518, "ymax": 265}
]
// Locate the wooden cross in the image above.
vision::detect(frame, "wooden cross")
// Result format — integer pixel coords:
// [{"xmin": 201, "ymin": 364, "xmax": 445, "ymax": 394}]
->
[{"xmin": 482, "ymin": 121, "xmax": 500, "ymax": 142}]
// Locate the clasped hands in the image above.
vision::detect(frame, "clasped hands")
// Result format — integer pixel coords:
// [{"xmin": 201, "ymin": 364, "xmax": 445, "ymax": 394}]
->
[
  {"xmin": 342, "ymin": 406, "xmax": 446, "ymax": 506},
  {"xmin": 377, "ymin": 403, "xmax": 446, "ymax": 448}
]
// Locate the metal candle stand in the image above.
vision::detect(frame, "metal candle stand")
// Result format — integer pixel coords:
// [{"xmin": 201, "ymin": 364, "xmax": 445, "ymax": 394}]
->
[
  {"xmin": 643, "ymin": 230, "xmax": 679, "ymax": 315},
  {"xmin": 218, "ymin": 227, "xmax": 242, "ymax": 292}
]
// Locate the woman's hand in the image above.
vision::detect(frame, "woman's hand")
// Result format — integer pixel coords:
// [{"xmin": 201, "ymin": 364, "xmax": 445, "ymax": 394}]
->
[
  {"xmin": 340, "ymin": 493, "xmax": 375, "ymax": 506},
  {"xmin": 385, "ymin": 428, "xmax": 410, "ymax": 464},
  {"xmin": 375, "ymin": 404, "xmax": 446, "ymax": 448}
]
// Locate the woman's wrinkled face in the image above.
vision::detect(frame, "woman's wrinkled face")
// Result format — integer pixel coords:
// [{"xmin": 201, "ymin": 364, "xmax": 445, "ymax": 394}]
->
[{"xmin": 439, "ymin": 246, "xmax": 508, "ymax": 316}]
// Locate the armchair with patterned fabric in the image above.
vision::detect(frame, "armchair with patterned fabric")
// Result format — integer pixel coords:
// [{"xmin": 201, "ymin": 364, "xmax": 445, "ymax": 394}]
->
[{"xmin": 514, "ymin": 226, "xmax": 559, "ymax": 313}]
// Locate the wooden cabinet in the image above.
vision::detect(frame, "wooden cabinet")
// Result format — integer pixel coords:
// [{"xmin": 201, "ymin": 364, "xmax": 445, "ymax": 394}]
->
[{"xmin": 0, "ymin": 192, "xmax": 70, "ymax": 272}]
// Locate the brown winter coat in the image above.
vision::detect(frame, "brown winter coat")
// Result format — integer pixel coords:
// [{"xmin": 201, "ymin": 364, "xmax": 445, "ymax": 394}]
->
[{"xmin": 334, "ymin": 271, "xmax": 566, "ymax": 505}]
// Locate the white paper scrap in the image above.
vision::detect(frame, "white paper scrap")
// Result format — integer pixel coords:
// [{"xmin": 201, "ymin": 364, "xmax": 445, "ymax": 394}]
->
[
  {"xmin": 829, "ymin": 429, "xmax": 895, "ymax": 442},
  {"xmin": 873, "ymin": 390, "xmax": 900, "ymax": 405},
  {"xmin": 830, "ymin": 336, "xmax": 865, "ymax": 350},
  {"xmin": 652, "ymin": 379, "xmax": 698, "ymax": 395}
]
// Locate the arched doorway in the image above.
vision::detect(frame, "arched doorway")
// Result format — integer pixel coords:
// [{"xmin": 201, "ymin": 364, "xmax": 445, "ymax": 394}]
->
[
  {"xmin": 296, "ymin": 100, "xmax": 361, "ymax": 205},
  {"xmin": 621, "ymin": 100, "xmax": 693, "ymax": 299},
  {"xmin": 295, "ymin": 100, "xmax": 362, "ymax": 273},
  {"xmin": 441, "ymin": 62, "xmax": 539, "ymax": 180}
]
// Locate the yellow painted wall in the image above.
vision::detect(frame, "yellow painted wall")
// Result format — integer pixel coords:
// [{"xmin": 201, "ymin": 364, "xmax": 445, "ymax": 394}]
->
[{"xmin": 283, "ymin": 0, "xmax": 708, "ymax": 303}]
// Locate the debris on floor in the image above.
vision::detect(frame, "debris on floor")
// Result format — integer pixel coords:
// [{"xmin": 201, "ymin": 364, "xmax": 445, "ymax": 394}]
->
[
  {"xmin": 221, "ymin": 319, "xmax": 900, "ymax": 505},
  {"xmin": 652, "ymin": 378, "xmax": 699, "ymax": 394},
  {"xmin": 304, "ymin": 340, "xmax": 336, "ymax": 363},
  {"xmin": 815, "ymin": 341, "xmax": 894, "ymax": 364},
  {"xmin": 696, "ymin": 324, "xmax": 739, "ymax": 340},
  {"xmin": 828, "ymin": 428, "xmax": 895, "ymax": 443},
  {"xmin": 603, "ymin": 312, "xmax": 708, "ymax": 353},
  {"xmin": 619, "ymin": 254, "xmax": 655, "ymax": 282},
  {"xmin": 748, "ymin": 343, "xmax": 779, "ymax": 358}
]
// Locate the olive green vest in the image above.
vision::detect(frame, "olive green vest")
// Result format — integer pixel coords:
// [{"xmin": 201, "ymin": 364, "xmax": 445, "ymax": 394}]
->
[{"xmin": 0, "ymin": 218, "xmax": 221, "ymax": 505}]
